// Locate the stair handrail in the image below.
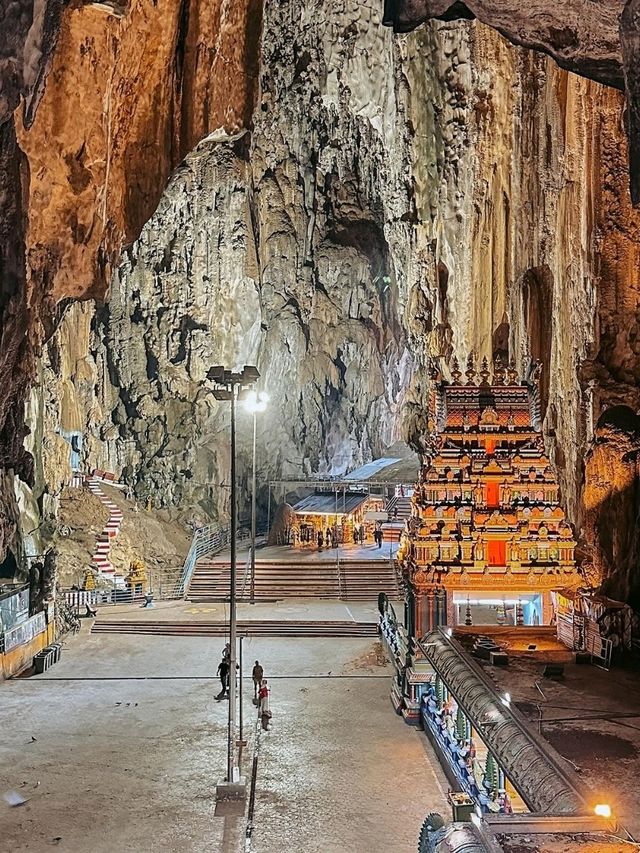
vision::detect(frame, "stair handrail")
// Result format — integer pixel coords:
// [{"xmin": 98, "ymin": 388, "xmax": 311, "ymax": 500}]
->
[
  {"xmin": 180, "ymin": 522, "xmax": 271, "ymax": 598},
  {"xmin": 239, "ymin": 551, "xmax": 252, "ymax": 600},
  {"xmin": 178, "ymin": 524, "xmax": 230, "ymax": 597}
]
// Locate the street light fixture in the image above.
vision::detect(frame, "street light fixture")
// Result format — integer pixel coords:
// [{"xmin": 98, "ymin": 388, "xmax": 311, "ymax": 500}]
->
[
  {"xmin": 208, "ymin": 365, "xmax": 260, "ymax": 801},
  {"xmin": 243, "ymin": 390, "xmax": 269, "ymax": 605}
]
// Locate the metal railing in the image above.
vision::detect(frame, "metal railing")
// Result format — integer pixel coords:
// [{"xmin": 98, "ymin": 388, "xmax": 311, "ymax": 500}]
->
[
  {"xmin": 178, "ymin": 522, "xmax": 270, "ymax": 598},
  {"xmin": 178, "ymin": 524, "xmax": 231, "ymax": 597}
]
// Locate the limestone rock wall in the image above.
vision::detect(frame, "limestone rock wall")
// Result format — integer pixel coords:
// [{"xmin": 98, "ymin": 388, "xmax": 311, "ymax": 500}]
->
[
  {"xmin": 0, "ymin": 0, "xmax": 262, "ymax": 567},
  {"xmin": 403, "ymin": 22, "xmax": 640, "ymax": 597},
  {"xmin": 6, "ymin": 3, "xmax": 640, "ymax": 604},
  {"xmin": 71, "ymin": 0, "xmax": 419, "ymax": 523}
]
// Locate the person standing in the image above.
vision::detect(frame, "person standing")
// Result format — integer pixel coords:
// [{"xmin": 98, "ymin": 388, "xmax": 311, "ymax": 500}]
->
[
  {"xmin": 217, "ymin": 656, "xmax": 230, "ymax": 698},
  {"xmin": 259, "ymin": 678, "xmax": 272, "ymax": 730},
  {"xmin": 252, "ymin": 660, "xmax": 264, "ymax": 700},
  {"xmin": 317, "ymin": 529, "xmax": 323, "ymax": 551}
]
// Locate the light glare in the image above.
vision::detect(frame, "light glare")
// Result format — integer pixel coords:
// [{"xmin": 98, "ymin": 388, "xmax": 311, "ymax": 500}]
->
[
  {"xmin": 244, "ymin": 390, "xmax": 269, "ymax": 413},
  {"xmin": 594, "ymin": 803, "xmax": 612, "ymax": 818}
]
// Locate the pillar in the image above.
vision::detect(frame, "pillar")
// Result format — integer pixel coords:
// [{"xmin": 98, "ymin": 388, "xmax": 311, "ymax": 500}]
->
[
  {"xmin": 405, "ymin": 587, "xmax": 416, "ymax": 640},
  {"xmin": 542, "ymin": 591, "xmax": 553, "ymax": 624}
]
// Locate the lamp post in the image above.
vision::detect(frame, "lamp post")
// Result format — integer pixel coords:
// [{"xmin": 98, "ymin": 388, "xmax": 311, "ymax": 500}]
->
[
  {"xmin": 209, "ymin": 364, "xmax": 259, "ymax": 799},
  {"xmin": 243, "ymin": 390, "xmax": 269, "ymax": 604}
]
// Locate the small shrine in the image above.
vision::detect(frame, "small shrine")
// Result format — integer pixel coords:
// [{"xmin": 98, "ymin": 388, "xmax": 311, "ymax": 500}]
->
[
  {"xmin": 397, "ymin": 355, "xmax": 582, "ymax": 634},
  {"xmin": 124, "ymin": 558, "xmax": 148, "ymax": 595}
]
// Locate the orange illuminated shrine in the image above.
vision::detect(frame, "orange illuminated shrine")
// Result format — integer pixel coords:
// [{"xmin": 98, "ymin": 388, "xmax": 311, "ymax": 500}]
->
[{"xmin": 397, "ymin": 355, "xmax": 581, "ymax": 634}]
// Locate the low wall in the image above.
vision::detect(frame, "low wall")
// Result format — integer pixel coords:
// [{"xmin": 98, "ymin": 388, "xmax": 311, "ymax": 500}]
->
[{"xmin": 1, "ymin": 623, "xmax": 55, "ymax": 679}]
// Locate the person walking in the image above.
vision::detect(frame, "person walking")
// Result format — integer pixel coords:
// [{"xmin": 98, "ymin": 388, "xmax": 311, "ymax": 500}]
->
[
  {"xmin": 216, "ymin": 656, "xmax": 230, "ymax": 699},
  {"xmin": 259, "ymin": 678, "xmax": 272, "ymax": 730},
  {"xmin": 252, "ymin": 660, "xmax": 264, "ymax": 701},
  {"xmin": 317, "ymin": 529, "xmax": 323, "ymax": 551}
]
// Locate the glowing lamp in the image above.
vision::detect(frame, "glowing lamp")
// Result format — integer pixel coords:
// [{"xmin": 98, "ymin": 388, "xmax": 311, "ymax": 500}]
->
[
  {"xmin": 244, "ymin": 390, "xmax": 269, "ymax": 413},
  {"xmin": 594, "ymin": 804, "xmax": 612, "ymax": 818}
]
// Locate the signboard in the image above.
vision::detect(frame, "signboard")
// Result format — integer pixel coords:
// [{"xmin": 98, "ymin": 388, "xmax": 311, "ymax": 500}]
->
[
  {"xmin": 2, "ymin": 612, "xmax": 46, "ymax": 653},
  {"xmin": 0, "ymin": 587, "xmax": 29, "ymax": 632}
]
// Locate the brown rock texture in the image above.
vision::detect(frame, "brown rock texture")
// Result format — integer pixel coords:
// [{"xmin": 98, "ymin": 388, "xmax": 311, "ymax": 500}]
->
[
  {"xmin": 583, "ymin": 407, "xmax": 640, "ymax": 606},
  {"xmin": 383, "ymin": 0, "xmax": 626, "ymax": 86},
  {"xmin": 0, "ymin": 0, "xmax": 262, "ymax": 567},
  {"xmin": 42, "ymin": 0, "xmax": 417, "ymax": 523},
  {"xmin": 29, "ymin": 12, "xmax": 639, "ymax": 608},
  {"xmin": 2, "ymin": 2, "xmax": 640, "ymax": 608}
]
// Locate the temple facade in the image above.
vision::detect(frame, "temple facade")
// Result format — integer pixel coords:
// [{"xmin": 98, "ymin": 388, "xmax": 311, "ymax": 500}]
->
[{"xmin": 397, "ymin": 357, "xmax": 582, "ymax": 635}]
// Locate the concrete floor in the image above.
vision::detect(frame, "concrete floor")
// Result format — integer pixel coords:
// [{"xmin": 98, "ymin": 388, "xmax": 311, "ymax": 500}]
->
[
  {"xmin": 94, "ymin": 598, "xmax": 383, "ymax": 623},
  {"xmin": 0, "ymin": 615, "xmax": 448, "ymax": 853}
]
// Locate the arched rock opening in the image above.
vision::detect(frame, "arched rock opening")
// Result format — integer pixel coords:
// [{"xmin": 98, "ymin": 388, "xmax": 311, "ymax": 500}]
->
[{"xmin": 519, "ymin": 266, "xmax": 553, "ymax": 420}]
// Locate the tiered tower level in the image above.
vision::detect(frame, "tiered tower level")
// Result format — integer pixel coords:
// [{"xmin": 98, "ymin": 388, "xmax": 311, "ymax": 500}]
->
[{"xmin": 398, "ymin": 357, "xmax": 582, "ymax": 634}]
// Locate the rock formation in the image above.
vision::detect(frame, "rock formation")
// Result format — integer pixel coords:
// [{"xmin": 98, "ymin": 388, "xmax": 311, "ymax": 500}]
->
[
  {"xmin": 1, "ymin": 1, "xmax": 640, "ymax": 607},
  {"xmin": 42, "ymin": 1, "xmax": 418, "ymax": 525},
  {"xmin": 383, "ymin": 0, "xmax": 640, "ymax": 204},
  {"xmin": 583, "ymin": 406, "xmax": 640, "ymax": 607},
  {"xmin": 0, "ymin": 0, "xmax": 262, "ymax": 566}
]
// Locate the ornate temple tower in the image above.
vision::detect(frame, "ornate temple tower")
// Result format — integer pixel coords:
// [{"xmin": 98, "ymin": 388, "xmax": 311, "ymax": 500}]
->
[{"xmin": 397, "ymin": 357, "xmax": 581, "ymax": 636}]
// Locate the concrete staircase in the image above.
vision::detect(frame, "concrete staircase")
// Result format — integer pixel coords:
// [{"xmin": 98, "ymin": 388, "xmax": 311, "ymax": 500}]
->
[
  {"xmin": 386, "ymin": 495, "xmax": 413, "ymax": 519},
  {"xmin": 87, "ymin": 476, "xmax": 124, "ymax": 583},
  {"xmin": 340, "ymin": 561, "xmax": 401, "ymax": 601},
  {"xmin": 187, "ymin": 558, "xmax": 401, "ymax": 603}
]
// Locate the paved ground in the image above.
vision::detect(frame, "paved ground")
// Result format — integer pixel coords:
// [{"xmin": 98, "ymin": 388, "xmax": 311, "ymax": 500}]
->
[
  {"xmin": 0, "ymin": 613, "xmax": 448, "ymax": 853},
  {"xmin": 93, "ymin": 599, "xmax": 382, "ymax": 623}
]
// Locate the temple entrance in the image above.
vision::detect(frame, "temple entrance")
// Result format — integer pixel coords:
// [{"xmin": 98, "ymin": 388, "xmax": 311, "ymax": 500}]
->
[{"xmin": 452, "ymin": 592, "xmax": 543, "ymax": 626}]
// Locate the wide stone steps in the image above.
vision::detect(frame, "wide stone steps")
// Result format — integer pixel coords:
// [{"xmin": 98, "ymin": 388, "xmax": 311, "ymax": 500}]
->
[
  {"xmin": 187, "ymin": 559, "xmax": 401, "ymax": 602},
  {"xmin": 91, "ymin": 619, "xmax": 379, "ymax": 638}
]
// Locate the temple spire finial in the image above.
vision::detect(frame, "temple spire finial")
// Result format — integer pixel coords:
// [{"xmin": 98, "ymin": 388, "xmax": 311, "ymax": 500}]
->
[
  {"xmin": 450, "ymin": 356, "xmax": 462, "ymax": 384},
  {"xmin": 479, "ymin": 356, "xmax": 490, "ymax": 386},
  {"xmin": 465, "ymin": 353, "xmax": 477, "ymax": 386}
]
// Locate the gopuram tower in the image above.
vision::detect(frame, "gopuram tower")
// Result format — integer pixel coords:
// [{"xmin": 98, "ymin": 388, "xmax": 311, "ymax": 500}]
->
[{"xmin": 397, "ymin": 356, "xmax": 582, "ymax": 637}]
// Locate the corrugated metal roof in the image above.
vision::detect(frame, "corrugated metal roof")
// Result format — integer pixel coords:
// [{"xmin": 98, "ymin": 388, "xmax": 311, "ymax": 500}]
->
[
  {"xmin": 343, "ymin": 457, "xmax": 403, "ymax": 480},
  {"xmin": 292, "ymin": 493, "xmax": 369, "ymax": 515}
]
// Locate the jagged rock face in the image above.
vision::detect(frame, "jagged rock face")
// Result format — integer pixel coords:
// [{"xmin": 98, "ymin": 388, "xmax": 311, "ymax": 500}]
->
[
  {"xmin": 73, "ymin": 0, "xmax": 418, "ymax": 520},
  {"xmin": 383, "ymin": 0, "xmax": 626, "ymax": 86},
  {"xmin": 5, "ymin": 2, "xmax": 640, "ymax": 605},
  {"xmin": 383, "ymin": 0, "xmax": 640, "ymax": 204},
  {"xmin": 0, "ymin": 0, "xmax": 262, "ymax": 564},
  {"xmin": 402, "ymin": 22, "xmax": 640, "ymax": 535},
  {"xmin": 583, "ymin": 407, "xmax": 640, "ymax": 606}
]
